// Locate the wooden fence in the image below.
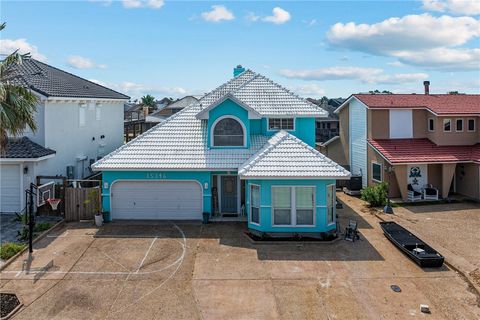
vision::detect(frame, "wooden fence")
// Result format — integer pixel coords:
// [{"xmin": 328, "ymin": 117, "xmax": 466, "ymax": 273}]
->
[{"xmin": 64, "ymin": 188, "xmax": 101, "ymax": 222}]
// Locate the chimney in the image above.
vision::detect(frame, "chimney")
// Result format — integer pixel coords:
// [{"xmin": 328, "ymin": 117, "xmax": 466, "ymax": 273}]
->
[
  {"xmin": 423, "ymin": 81, "xmax": 430, "ymax": 95},
  {"xmin": 233, "ymin": 65, "xmax": 245, "ymax": 77},
  {"xmin": 143, "ymin": 106, "xmax": 149, "ymax": 118}
]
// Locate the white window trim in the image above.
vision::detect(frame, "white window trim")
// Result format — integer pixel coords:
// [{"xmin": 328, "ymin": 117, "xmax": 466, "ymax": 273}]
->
[
  {"xmin": 271, "ymin": 186, "xmax": 316, "ymax": 227},
  {"xmin": 326, "ymin": 184, "xmax": 336, "ymax": 226},
  {"xmin": 249, "ymin": 184, "xmax": 261, "ymax": 226},
  {"xmin": 79, "ymin": 103, "xmax": 86, "ymax": 127},
  {"xmin": 267, "ymin": 118, "xmax": 295, "ymax": 132},
  {"xmin": 210, "ymin": 115, "xmax": 247, "ymax": 148},
  {"xmin": 428, "ymin": 118, "xmax": 435, "ymax": 132},
  {"xmin": 467, "ymin": 118, "xmax": 476, "ymax": 132},
  {"xmin": 455, "ymin": 118, "xmax": 463, "ymax": 132},
  {"xmin": 371, "ymin": 161, "xmax": 383, "ymax": 183},
  {"xmin": 443, "ymin": 118, "xmax": 451, "ymax": 132}
]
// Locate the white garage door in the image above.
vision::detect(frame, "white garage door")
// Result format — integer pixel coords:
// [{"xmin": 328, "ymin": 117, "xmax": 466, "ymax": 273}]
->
[
  {"xmin": 1, "ymin": 164, "xmax": 21, "ymax": 213},
  {"xmin": 111, "ymin": 181, "xmax": 203, "ymax": 220}
]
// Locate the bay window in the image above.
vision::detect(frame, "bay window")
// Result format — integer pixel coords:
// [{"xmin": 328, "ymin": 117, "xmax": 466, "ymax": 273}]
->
[{"xmin": 272, "ymin": 186, "xmax": 315, "ymax": 226}]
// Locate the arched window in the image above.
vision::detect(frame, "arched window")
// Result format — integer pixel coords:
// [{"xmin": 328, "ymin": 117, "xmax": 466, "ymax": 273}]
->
[{"xmin": 213, "ymin": 117, "xmax": 245, "ymax": 146}]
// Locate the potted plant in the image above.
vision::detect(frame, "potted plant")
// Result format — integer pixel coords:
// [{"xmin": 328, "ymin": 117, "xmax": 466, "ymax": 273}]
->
[{"xmin": 84, "ymin": 190, "xmax": 103, "ymax": 227}]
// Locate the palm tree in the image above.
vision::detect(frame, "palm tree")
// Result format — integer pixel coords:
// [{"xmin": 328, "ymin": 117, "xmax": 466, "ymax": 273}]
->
[
  {"xmin": 0, "ymin": 23, "xmax": 38, "ymax": 150},
  {"xmin": 140, "ymin": 94, "xmax": 156, "ymax": 112}
]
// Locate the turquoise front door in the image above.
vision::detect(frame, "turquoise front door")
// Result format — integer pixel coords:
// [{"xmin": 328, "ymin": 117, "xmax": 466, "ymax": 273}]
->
[{"xmin": 221, "ymin": 176, "xmax": 237, "ymax": 213}]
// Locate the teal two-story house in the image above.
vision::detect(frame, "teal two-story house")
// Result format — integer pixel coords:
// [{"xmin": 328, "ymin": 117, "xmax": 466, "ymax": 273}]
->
[{"xmin": 93, "ymin": 66, "xmax": 350, "ymax": 237}]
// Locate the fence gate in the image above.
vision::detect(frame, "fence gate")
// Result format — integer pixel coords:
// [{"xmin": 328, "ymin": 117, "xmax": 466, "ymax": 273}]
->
[{"xmin": 64, "ymin": 188, "xmax": 101, "ymax": 222}]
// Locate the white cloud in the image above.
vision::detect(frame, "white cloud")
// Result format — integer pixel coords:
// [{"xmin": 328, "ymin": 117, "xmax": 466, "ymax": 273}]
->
[
  {"xmin": 422, "ymin": 0, "xmax": 480, "ymax": 16},
  {"xmin": 246, "ymin": 12, "xmax": 260, "ymax": 22},
  {"xmin": 201, "ymin": 5, "xmax": 235, "ymax": 22},
  {"xmin": 396, "ymin": 47, "xmax": 480, "ymax": 71},
  {"xmin": 119, "ymin": 81, "xmax": 187, "ymax": 98},
  {"xmin": 327, "ymin": 14, "xmax": 480, "ymax": 71},
  {"xmin": 279, "ymin": 66, "xmax": 428, "ymax": 85},
  {"xmin": 67, "ymin": 55, "xmax": 107, "ymax": 69},
  {"xmin": 387, "ymin": 61, "xmax": 405, "ymax": 67},
  {"xmin": 262, "ymin": 7, "xmax": 291, "ymax": 24},
  {"xmin": 0, "ymin": 38, "xmax": 47, "ymax": 61},
  {"xmin": 294, "ymin": 83, "xmax": 325, "ymax": 97},
  {"xmin": 122, "ymin": 0, "xmax": 164, "ymax": 9}
]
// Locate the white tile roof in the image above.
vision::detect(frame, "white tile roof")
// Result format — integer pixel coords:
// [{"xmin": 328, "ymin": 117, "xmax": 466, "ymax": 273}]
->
[
  {"xmin": 93, "ymin": 69, "xmax": 338, "ymax": 175},
  {"xmin": 199, "ymin": 70, "xmax": 327, "ymax": 117},
  {"xmin": 93, "ymin": 103, "xmax": 269, "ymax": 170},
  {"xmin": 238, "ymin": 131, "xmax": 351, "ymax": 179}
]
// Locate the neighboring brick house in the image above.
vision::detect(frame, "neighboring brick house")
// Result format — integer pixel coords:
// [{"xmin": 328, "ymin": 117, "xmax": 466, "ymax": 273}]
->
[{"xmin": 329, "ymin": 82, "xmax": 480, "ymax": 201}]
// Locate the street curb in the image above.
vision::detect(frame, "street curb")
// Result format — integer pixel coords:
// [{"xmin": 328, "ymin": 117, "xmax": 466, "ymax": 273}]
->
[{"xmin": 0, "ymin": 220, "xmax": 65, "ymax": 272}]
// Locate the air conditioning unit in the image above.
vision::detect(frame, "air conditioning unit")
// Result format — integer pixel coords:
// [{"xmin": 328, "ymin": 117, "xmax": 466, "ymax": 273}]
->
[{"xmin": 66, "ymin": 166, "xmax": 75, "ymax": 179}]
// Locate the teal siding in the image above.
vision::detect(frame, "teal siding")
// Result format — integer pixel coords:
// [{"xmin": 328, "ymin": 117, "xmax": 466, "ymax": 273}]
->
[
  {"xmin": 250, "ymin": 119, "xmax": 262, "ymax": 135},
  {"xmin": 101, "ymin": 171, "xmax": 211, "ymax": 221},
  {"xmin": 245, "ymin": 179, "xmax": 336, "ymax": 233},
  {"xmin": 261, "ymin": 118, "xmax": 316, "ymax": 147},
  {"xmin": 207, "ymin": 99, "xmax": 250, "ymax": 148}
]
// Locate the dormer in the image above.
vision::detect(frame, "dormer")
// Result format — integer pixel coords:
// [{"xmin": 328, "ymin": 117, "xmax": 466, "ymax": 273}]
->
[{"xmin": 197, "ymin": 94, "xmax": 261, "ymax": 149}]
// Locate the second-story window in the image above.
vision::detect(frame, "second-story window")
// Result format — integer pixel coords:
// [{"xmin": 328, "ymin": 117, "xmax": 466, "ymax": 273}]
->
[
  {"xmin": 268, "ymin": 118, "xmax": 294, "ymax": 130},
  {"xmin": 213, "ymin": 117, "xmax": 245, "ymax": 147},
  {"xmin": 428, "ymin": 118, "xmax": 435, "ymax": 132},
  {"xmin": 456, "ymin": 119, "xmax": 463, "ymax": 132},
  {"xmin": 443, "ymin": 119, "xmax": 451, "ymax": 132},
  {"xmin": 468, "ymin": 118, "xmax": 476, "ymax": 132}
]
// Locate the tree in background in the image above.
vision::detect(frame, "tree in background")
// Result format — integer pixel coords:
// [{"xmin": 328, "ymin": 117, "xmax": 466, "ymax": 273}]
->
[
  {"xmin": 141, "ymin": 94, "xmax": 156, "ymax": 113},
  {"xmin": 0, "ymin": 23, "xmax": 38, "ymax": 150}
]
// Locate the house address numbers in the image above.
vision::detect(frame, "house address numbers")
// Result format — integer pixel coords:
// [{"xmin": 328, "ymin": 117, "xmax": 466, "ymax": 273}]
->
[{"xmin": 146, "ymin": 172, "xmax": 168, "ymax": 179}]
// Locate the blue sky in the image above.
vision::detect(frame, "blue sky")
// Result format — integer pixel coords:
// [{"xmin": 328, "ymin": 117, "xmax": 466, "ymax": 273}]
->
[{"xmin": 2, "ymin": 0, "xmax": 479, "ymax": 100}]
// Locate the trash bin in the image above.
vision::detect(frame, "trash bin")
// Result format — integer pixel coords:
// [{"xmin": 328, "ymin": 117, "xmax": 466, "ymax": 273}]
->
[{"xmin": 202, "ymin": 212, "xmax": 210, "ymax": 224}]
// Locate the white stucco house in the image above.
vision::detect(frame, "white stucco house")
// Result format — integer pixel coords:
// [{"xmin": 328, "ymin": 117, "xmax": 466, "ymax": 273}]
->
[{"xmin": 0, "ymin": 59, "xmax": 129, "ymax": 213}]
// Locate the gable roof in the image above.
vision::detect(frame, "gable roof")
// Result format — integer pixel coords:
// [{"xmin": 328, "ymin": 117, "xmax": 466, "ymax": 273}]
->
[
  {"xmin": 368, "ymin": 138, "xmax": 480, "ymax": 164},
  {"xmin": 238, "ymin": 131, "xmax": 350, "ymax": 179},
  {"xmin": 5, "ymin": 59, "xmax": 129, "ymax": 100},
  {"xmin": 337, "ymin": 94, "xmax": 480, "ymax": 116},
  {"xmin": 198, "ymin": 70, "xmax": 327, "ymax": 118},
  {"xmin": 1, "ymin": 137, "xmax": 56, "ymax": 159}
]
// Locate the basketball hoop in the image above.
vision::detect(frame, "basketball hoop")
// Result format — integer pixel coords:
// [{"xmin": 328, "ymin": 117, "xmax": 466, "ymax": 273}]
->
[{"xmin": 47, "ymin": 198, "xmax": 61, "ymax": 211}]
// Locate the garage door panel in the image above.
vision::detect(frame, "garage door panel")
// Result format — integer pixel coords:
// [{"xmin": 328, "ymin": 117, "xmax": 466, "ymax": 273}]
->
[
  {"xmin": 111, "ymin": 181, "xmax": 202, "ymax": 220},
  {"xmin": 1, "ymin": 164, "xmax": 21, "ymax": 213}
]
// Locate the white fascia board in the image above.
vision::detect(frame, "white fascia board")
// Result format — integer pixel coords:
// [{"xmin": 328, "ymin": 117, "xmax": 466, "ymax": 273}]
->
[
  {"xmin": 239, "ymin": 175, "xmax": 351, "ymax": 180},
  {"xmin": 334, "ymin": 95, "xmax": 371, "ymax": 114},
  {"xmin": 196, "ymin": 94, "xmax": 261, "ymax": 120},
  {"xmin": 46, "ymin": 97, "xmax": 128, "ymax": 103},
  {"xmin": 92, "ymin": 167, "xmax": 239, "ymax": 172},
  {"xmin": 0, "ymin": 153, "xmax": 55, "ymax": 162}
]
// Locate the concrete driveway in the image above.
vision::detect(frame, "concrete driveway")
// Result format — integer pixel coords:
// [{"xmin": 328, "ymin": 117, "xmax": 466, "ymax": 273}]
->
[{"xmin": 1, "ymin": 205, "xmax": 479, "ymax": 319}]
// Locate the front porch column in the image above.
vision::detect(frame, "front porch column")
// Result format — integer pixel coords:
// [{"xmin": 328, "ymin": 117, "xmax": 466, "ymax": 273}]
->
[
  {"xmin": 393, "ymin": 164, "xmax": 408, "ymax": 201},
  {"xmin": 441, "ymin": 163, "xmax": 456, "ymax": 199}
]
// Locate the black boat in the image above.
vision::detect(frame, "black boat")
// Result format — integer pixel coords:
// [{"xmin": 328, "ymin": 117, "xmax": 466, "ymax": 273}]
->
[{"xmin": 380, "ymin": 221, "xmax": 444, "ymax": 268}]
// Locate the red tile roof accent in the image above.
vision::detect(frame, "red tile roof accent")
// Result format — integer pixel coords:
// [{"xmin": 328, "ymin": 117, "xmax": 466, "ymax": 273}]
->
[
  {"xmin": 368, "ymin": 139, "xmax": 480, "ymax": 164},
  {"xmin": 354, "ymin": 94, "xmax": 480, "ymax": 115}
]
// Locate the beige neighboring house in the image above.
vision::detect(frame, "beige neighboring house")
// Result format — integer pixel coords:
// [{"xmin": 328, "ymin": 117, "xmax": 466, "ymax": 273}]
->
[
  {"xmin": 325, "ymin": 82, "xmax": 480, "ymax": 202},
  {"xmin": 146, "ymin": 96, "xmax": 198, "ymax": 122}
]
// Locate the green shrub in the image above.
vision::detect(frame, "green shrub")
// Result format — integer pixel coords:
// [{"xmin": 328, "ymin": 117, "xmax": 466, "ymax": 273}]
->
[
  {"xmin": 361, "ymin": 182, "xmax": 389, "ymax": 207},
  {"xmin": 34, "ymin": 222, "xmax": 53, "ymax": 232},
  {"xmin": 0, "ymin": 243, "xmax": 26, "ymax": 260}
]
